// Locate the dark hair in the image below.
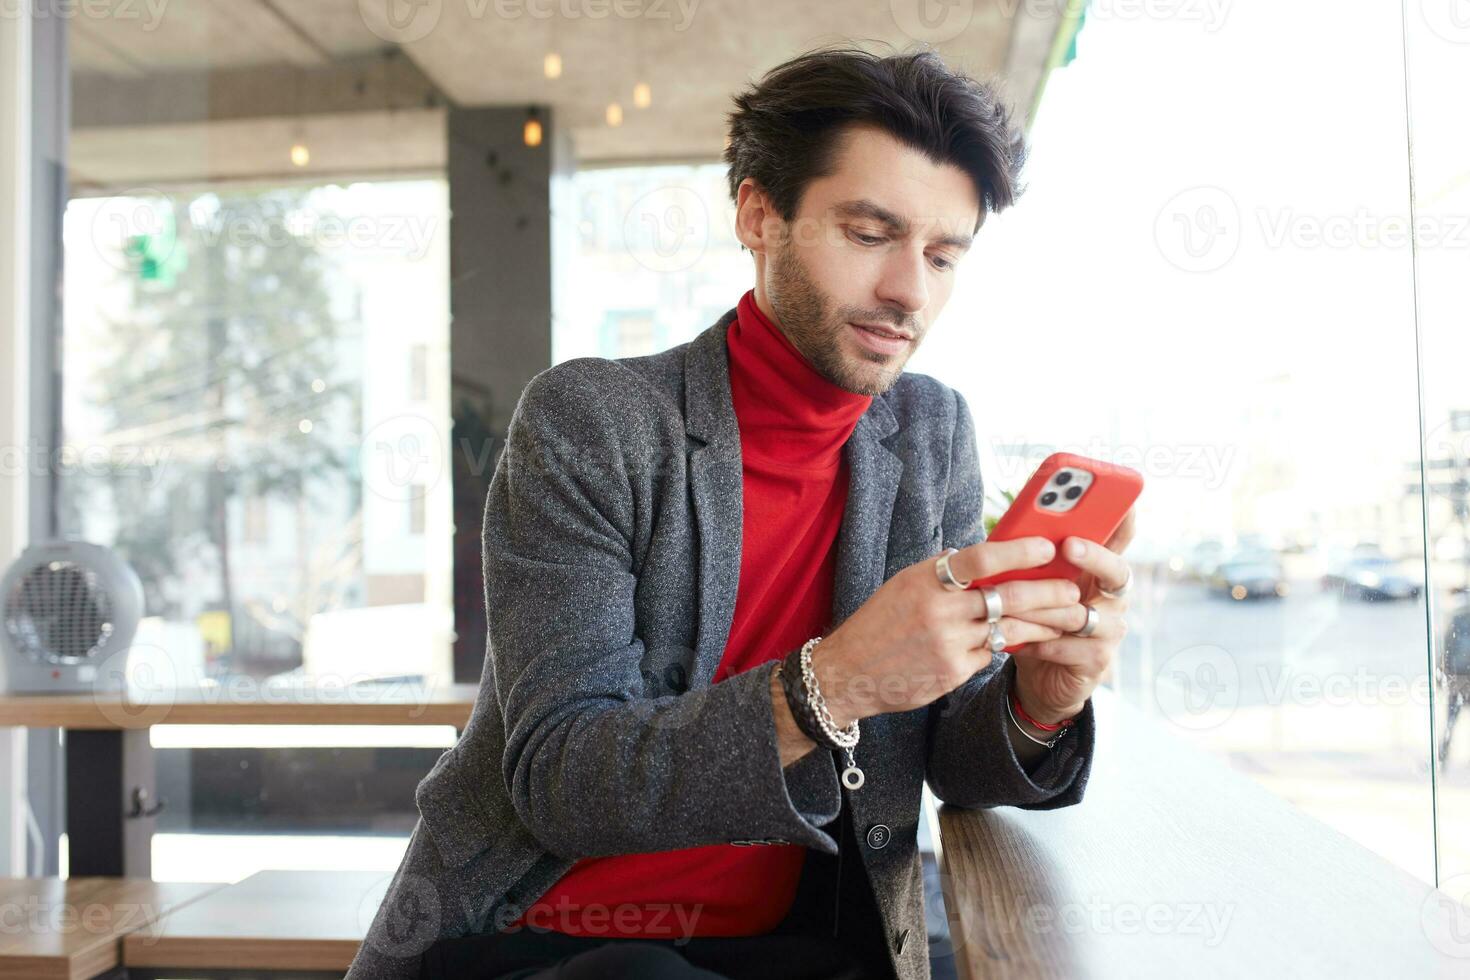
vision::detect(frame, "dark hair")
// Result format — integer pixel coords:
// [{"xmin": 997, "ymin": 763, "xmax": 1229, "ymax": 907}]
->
[{"xmin": 723, "ymin": 44, "xmax": 1027, "ymax": 232}]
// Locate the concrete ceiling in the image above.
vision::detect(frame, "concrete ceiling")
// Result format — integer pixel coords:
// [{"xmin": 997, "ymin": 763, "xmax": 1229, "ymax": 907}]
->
[{"xmin": 68, "ymin": 0, "xmax": 1070, "ymax": 183}]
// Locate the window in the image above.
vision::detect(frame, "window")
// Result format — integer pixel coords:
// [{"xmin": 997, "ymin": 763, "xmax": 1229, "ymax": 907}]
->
[
  {"xmin": 906, "ymin": 4, "xmax": 1451, "ymax": 885},
  {"xmin": 62, "ymin": 179, "xmax": 452, "ymax": 686},
  {"xmin": 47, "ymin": 8, "xmax": 457, "ymax": 884},
  {"xmin": 554, "ymin": 162, "xmax": 751, "ymax": 362}
]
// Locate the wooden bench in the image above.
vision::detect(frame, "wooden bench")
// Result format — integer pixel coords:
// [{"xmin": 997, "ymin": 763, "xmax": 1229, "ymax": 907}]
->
[
  {"xmin": 121, "ymin": 870, "xmax": 384, "ymax": 977},
  {"xmin": 0, "ymin": 877, "xmax": 220, "ymax": 980},
  {"xmin": 930, "ymin": 686, "xmax": 1468, "ymax": 978}
]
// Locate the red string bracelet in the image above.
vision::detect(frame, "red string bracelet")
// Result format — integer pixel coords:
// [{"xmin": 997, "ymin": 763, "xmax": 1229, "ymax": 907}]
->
[{"xmin": 1011, "ymin": 690, "xmax": 1075, "ymax": 732}]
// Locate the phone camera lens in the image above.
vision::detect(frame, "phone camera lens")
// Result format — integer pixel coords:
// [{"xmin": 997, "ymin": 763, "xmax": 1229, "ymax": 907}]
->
[
  {"xmin": 1040, "ymin": 491, "xmax": 1057, "ymax": 506},
  {"xmin": 1065, "ymin": 486, "xmax": 1082, "ymax": 500},
  {"xmin": 1054, "ymin": 471, "xmax": 1072, "ymax": 486}
]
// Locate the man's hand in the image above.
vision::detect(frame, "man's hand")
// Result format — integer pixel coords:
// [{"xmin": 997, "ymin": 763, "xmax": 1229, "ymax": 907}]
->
[
  {"xmin": 807, "ymin": 535, "xmax": 1078, "ymax": 726},
  {"xmin": 1007, "ymin": 509, "xmax": 1136, "ymax": 724}
]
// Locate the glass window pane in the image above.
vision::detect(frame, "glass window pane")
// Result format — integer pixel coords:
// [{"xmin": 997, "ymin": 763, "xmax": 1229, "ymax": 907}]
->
[{"xmin": 910, "ymin": 4, "xmax": 1437, "ymax": 883}]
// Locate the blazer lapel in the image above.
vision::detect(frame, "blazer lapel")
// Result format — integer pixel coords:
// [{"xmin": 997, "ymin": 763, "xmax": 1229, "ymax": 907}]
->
[
  {"xmin": 682, "ymin": 308, "xmax": 904, "ymax": 690},
  {"xmin": 830, "ymin": 397, "xmax": 902, "ymax": 631},
  {"xmin": 684, "ymin": 310, "xmax": 746, "ymax": 690}
]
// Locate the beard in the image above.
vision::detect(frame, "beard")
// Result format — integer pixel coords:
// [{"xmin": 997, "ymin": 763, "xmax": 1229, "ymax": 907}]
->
[{"xmin": 766, "ymin": 237, "xmax": 916, "ymax": 398}]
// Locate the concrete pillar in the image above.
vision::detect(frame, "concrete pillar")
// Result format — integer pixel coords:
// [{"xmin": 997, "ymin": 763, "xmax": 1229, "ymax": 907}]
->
[{"xmin": 448, "ymin": 105, "xmax": 572, "ymax": 684}]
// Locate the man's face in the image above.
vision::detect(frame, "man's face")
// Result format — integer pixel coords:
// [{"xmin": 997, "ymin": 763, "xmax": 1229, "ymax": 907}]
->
[{"xmin": 751, "ymin": 122, "xmax": 981, "ymax": 397}]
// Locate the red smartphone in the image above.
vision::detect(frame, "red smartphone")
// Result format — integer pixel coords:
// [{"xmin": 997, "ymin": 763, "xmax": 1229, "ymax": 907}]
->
[{"xmin": 968, "ymin": 452, "xmax": 1143, "ymax": 651}]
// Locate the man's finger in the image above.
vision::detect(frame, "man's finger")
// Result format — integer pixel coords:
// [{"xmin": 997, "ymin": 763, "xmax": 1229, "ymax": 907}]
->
[
  {"xmin": 1104, "ymin": 507, "xmax": 1137, "ymax": 554},
  {"xmin": 956, "ymin": 536, "xmax": 1056, "ymax": 583},
  {"xmin": 1063, "ymin": 537, "xmax": 1131, "ymax": 596}
]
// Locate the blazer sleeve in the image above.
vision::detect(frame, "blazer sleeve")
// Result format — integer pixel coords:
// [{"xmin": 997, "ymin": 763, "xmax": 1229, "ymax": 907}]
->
[
  {"xmin": 483, "ymin": 361, "xmax": 842, "ymax": 860},
  {"xmin": 924, "ymin": 386, "xmax": 1097, "ymax": 810}
]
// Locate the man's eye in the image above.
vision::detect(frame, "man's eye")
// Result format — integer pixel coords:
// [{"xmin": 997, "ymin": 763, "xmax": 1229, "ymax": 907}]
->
[
  {"xmin": 930, "ymin": 255, "xmax": 955, "ymax": 271},
  {"xmin": 849, "ymin": 230, "xmax": 885, "ymax": 246}
]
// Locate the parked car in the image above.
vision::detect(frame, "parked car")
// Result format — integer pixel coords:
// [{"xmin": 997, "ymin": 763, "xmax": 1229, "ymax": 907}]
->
[
  {"xmin": 1210, "ymin": 558, "xmax": 1289, "ymax": 600},
  {"xmin": 1323, "ymin": 556, "xmax": 1424, "ymax": 601}
]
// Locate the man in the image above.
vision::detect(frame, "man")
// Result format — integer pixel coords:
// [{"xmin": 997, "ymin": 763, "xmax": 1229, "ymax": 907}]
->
[{"xmin": 347, "ymin": 45, "xmax": 1134, "ymax": 980}]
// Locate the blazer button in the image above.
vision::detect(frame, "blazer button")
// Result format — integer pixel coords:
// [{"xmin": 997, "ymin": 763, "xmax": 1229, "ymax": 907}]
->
[{"xmin": 866, "ymin": 824, "xmax": 891, "ymax": 849}]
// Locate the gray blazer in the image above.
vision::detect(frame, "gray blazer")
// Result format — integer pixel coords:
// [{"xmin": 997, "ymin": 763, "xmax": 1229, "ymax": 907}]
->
[{"xmin": 347, "ymin": 306, "xmax": 1096, "ymax": 980}]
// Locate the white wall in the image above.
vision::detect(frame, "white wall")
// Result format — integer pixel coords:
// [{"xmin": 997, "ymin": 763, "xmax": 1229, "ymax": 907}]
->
[{"xmin": 0, "ymin": 10, "xmax": 32, "ymax": 877}]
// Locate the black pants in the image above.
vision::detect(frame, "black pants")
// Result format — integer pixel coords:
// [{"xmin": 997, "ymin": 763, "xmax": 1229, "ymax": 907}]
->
[{"xmin": 421, "ymin": 801, "xmax": 895, "ymax": 980}]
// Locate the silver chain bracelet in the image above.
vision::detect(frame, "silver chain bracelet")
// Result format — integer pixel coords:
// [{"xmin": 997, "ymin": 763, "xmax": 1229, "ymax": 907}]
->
[{"xmin": 798, "ymin": 636, "xmax": 865, "ymax": 790}]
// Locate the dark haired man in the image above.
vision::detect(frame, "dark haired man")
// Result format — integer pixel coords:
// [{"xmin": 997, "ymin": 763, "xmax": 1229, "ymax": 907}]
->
[{"xmin": 349, "ymin": 45, "xmax": 1134, "ymax": 980}]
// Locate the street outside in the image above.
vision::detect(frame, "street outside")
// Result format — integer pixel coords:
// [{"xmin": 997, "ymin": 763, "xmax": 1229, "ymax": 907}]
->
[{"xmin": 1110, "ymin": 566, "xmax": 1466, "ymax": 885}]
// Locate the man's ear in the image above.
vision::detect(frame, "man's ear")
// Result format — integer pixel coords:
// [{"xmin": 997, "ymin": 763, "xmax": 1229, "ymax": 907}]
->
[{"xmin": 733, "ymin": 178, "xmax": 780, "ymax": 256}]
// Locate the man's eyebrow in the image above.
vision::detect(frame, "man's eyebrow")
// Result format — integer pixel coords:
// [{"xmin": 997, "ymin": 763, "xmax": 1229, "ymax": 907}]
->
[{"xmin": 832, "ymin": 198, "xmax": 974, "ymax": 251}]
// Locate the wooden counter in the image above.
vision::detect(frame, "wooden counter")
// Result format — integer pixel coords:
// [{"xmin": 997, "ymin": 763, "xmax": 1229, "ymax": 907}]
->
[{"xmin": 931, "ymin": 687, "xmax": 1468, "ymax": 978}]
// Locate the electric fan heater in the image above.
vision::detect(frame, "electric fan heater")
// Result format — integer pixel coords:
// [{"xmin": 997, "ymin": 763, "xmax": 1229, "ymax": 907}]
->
[{"xmin": 1, "ymin": 541, "xmax": 143, "ymax": 695}]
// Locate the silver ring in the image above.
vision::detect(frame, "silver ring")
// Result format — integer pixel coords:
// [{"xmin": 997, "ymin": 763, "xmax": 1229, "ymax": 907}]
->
[
  {"xmin": 1099, "ymin": 566, "xmax": 1132, "ymax": 599},
  {"xmin": 935, "ymin": 548, "xmax": 971, "ymax": 591},
  {"xmin": 978, "ymin": 585, "xmax": 1003, "ymax": 623},
  {"xmin": 987, "ymin": 620, "xmax": 1007, "ymax": 654},
  {"xmin": 1070, "ymin": 603, "xmax": 1100, "ymax": 638}
]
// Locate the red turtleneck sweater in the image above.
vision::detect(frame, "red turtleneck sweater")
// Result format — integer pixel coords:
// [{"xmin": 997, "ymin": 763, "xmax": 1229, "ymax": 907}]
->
[{"xmin": 509, "ymin": 289, "xmax": 872, "ymax": 938}]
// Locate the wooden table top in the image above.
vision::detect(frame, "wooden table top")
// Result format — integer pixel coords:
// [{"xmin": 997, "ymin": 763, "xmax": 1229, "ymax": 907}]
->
[
  {"xmin": 0, "ymin": 877, "xmax": 222, "ymax": 980},
  {"xmin": 0, "ymin": 679, "xmax": 479, "ymax": 729},
  {"xmin": 932, "ymin": 686, "xmax": 1469, "ymax": 979},
  {"xmin": 121, "ymin": 870, "xmax": 382, "ymax": 972}
]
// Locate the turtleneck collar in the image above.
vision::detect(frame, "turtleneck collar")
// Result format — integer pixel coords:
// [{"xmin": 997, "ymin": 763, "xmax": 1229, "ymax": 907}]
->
[{"xmin": 725, "ymin": 288, "xmax": 872, "ymax": 472}]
